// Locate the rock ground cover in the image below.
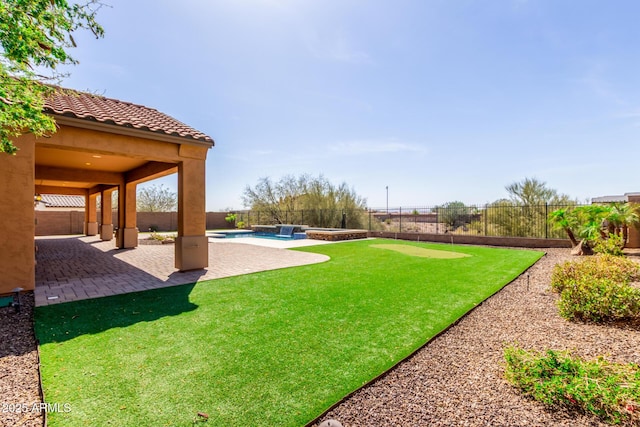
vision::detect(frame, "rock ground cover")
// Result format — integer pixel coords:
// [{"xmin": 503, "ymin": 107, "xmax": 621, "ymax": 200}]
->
[{"xmin": 0, "ymin": 294, "xmax": 43, "ymax": 427}]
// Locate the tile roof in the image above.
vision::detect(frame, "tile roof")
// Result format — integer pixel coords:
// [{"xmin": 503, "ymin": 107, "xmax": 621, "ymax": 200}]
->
[
  {"xmin": 41, "ymin": 194, "xmax": 85, "ymax": 208},
  {"xmin": 44, "ymin": 88, "xmax": 213, "ymax": 144}
]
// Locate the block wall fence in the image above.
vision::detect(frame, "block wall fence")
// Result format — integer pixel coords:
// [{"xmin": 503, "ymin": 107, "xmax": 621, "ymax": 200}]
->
[{"xmin": 35, "ymin": 211, "xmax": 234, "ymax": 236}]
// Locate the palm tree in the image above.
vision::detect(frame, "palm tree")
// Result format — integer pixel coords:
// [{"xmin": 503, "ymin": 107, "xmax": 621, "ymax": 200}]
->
[
  {"xmin": 605, "ymin": 203, "xmax": 640, "ymax": 248},
  {"xmin": 548, "ymin": 208, "xmax": 579, "ymax": 247}
]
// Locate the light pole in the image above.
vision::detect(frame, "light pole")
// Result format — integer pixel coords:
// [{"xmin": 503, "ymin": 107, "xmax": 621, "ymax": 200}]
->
[{"xmin": 386, "ymin": 186, "xmax": 389, "ymax": 218}]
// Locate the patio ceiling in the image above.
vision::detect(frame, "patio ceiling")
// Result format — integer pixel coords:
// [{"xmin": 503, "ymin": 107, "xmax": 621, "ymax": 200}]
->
[{"xmin": 35, "ymin": 146, "xmax": 155, "ymax": 189}]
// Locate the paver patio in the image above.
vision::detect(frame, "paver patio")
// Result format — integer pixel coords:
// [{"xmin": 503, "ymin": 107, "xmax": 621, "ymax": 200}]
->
[{"xmin": 34, "ymin": 236, "xmax": 330, "ymax": 306}]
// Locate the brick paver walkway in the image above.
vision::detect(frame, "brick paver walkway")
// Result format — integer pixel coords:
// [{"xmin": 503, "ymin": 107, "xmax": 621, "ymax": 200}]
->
[{"xmin": 34, "ymin": 236, "xmax": 329, "ymax": 306}]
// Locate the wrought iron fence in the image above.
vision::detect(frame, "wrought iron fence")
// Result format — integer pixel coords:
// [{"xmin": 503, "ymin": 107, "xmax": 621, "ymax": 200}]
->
[
  {"xmin": 233, "ymin": 203, "xmax": 585, "ymax": 239},
  {"xmin": 234, "ymin": 209, "xmax": 364, "ymax": 230}
]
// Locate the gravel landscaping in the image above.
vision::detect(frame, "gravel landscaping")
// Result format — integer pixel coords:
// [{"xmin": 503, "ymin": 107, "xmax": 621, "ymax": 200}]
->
[
  {"xmin": 2, "ymin": 247, "xmax": 639, "ymax": 427},
  {"xmin": 0, "ymin": 294, "xmax": 43, "ymax": 427}
]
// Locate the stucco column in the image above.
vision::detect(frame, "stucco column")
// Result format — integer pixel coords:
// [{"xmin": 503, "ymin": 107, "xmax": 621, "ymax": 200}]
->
[
  {"xmin": 0, "ymin": 137, "xmax": 35, "ymax": 293},
  {"xmin": 175, "ymin": 158, "xmax": 208, "ymax": 271},
  {"xmin": 85, "ymin": 192, "xmax": 98, "ymax": 236},
  {"xmin": 116, "ymin": 182, "xmax": 138, "ymax": 248},
  {"xmin": 100, "ymin": 188, "xmax": 114, "ymax": 241},
  {"xmin": 627, "ymin": 194, "xmax": 640, "ymax": 249}
]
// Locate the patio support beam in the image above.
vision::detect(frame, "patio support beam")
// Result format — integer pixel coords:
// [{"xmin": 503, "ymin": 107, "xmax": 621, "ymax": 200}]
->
[
  {"xmin": 125, "ymin": 161, "xmax": 177, "ymax": 184},
  {"xmin": 116, "ymin": 181, "xmax": 138, "ymax": 249},
  {"xmin": 175, "ymin": 158, "xmax": 208, "ymax": 271},
  {"xmin": 89, "ymin": 184, "xmax": 118, "ymax": 196},
  {"xmin": 36, "ymin": 165, "xmax": 123, "ymax": 185},
  {"xmin": 85, "ymin": 191, "xmax": 98, "ymax": 236},
  {"xmin": 100, "ymin": 188, "xmax": 115, "ymax": 241},
  {"xmin": 35, "ymin": 185, "xmax": 87, "ymax": 196}
]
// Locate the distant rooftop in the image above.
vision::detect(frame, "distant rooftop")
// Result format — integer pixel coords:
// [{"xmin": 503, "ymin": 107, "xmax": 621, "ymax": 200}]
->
[
  {"xmin": 44, "ymin": 88, "xmax": 214, "ymax": 144},
  {"xmin": 591, "ymin": 192, "xmax": 640, "ymax": 203},
  {"xmin": 40, "ymin": 194, "xmax": 85, "ymax": 208}
]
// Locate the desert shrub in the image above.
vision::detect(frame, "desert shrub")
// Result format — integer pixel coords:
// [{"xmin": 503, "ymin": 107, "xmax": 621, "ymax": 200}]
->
[
  {"xmin": 225, "ymin": 213, "xmax": 237, "ymax": 225},
  {"xmin": 149, "ymin": 232, "xmax": 176, "ymax": 242},
  {"xmin": 504, "ymin": 345, "xmax": 640, "ymax": 425},
  {"xmin": 551, "ymin": 256, "xmax": 640, "ymax": 294},
  {"xmin": 594, "ymin": 233, "xmax": 626, "ymax": 256},
  {"xmin": 558, "ymin": 277, "xmax": 640, "ymax": 322}
]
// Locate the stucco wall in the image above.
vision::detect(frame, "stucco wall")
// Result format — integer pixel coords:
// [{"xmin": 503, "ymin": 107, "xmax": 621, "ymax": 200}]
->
[
  {"xmin": 0, "ymin": 137, "xmax": 36, "ymax": 293},
  {"xmin": 36, "ymin": 211, "xmax": 85, "ymax": 235},
  {"xmin": 34, "ymin": 211, "xmax": 234, "ymax": 235}
]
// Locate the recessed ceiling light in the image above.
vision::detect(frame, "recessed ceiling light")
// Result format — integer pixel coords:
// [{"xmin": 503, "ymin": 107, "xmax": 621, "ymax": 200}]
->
[
  {"xmin": 92, "ymin": 155, "xmax": 102, "ymax": 158},
  {"xmin": 85, "ymin": 162, "xmax": 92, "ymax": 166}
]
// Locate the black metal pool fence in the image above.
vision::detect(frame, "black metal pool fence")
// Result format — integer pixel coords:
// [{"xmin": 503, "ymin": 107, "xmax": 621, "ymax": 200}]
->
[{"xmin": 234, "ymin": 203, "xmax": 584, "ymax": 239}]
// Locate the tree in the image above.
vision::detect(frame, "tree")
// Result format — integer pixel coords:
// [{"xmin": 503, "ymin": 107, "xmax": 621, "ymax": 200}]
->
[
  {"xmin": 242, "ymin": 174, "xmax": 368, "ymax": 228},
  {"xmin": 605, "ymin": 203, "xmax": 640, "ymax": 245},
  {"xmin": 436, "ymin": 201, "xmax": 475, "ymax": 231},
  {"xmin": 548, "ymin": 208, "xmax": 579, "ymax": 247},
  {"xmin": 137, "ymin": 184, "xmax": 177, "ymax": 212},
  {"xmin": 506, "ymin": 177, "xmax": 575, "ymax": 205},
  {"xmin": 0, "ymin": 0, "xmax": 104, "ymax": 154},
  {"xmin": 487, "ymin": 178, "xmax": 577, "ymax": 238},
  {"xmin": 549, "ymin": 203, "xmax": 640, "ymax": 254}
]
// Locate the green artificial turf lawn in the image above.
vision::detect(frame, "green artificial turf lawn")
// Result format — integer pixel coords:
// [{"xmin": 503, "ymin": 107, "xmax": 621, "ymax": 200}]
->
[
  {"xmin": 370, "ymin": 243, "xmax": 471, "ymax": 258},
  {"xmin": 35, "ymin": 239, "xmax": 543, "ymax": 427}
]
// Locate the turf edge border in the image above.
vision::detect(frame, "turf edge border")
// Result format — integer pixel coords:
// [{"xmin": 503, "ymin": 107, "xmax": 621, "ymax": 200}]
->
[
  {"xmin": 304, "ymin": 250, "xmax": 547, "ymax": 427},
  {"xmin": 36, "ymin": 338, "xmax": 47, "ymax": 427}
]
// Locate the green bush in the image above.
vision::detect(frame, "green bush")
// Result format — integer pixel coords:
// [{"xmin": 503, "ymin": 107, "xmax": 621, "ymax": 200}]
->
[
  {"xmin": 149, "ymin": 232, "xmax": 176, "ymax": 242},
  {"xmin": 558, "ymin": 277, "xmax": 640, "ymax": 322},
  {"xmin": 551, "ymin": 256, "xmax": 640, "ymax": 294},
  {"xmin": 594, "ymin": 234, "xmax": 625, "ymax": 256},
  {"xmin": 504, "ymin": 345, "xmax": 640, "ymax": 425}
]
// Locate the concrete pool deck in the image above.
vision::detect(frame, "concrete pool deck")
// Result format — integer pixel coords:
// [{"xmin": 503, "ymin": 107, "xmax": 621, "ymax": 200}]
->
[
  {"xmin": 208, "ymin": 234, "xmax": 339, "ymax": 249},
  {"xmin": 34, "ymin": 235, "xmax": 331, "ymax": 306}
]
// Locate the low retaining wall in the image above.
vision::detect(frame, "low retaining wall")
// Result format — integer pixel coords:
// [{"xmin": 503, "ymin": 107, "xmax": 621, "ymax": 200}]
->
[
  {"xmin": 367, "ymin": 231, "xmax": 571, "ymax": 248},
  {"xmin": 251, "ymin": 225, "xmax": 306, "ymax": 234},
  {"xmin": 307, "ymin": 229, "xmax": 369, "ymax": 241}
]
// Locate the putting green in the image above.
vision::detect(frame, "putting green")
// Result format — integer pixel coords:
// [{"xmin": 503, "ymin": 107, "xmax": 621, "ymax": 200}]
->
[{"xmin": 370, "ymin": 244, "xmax": 471, "ymax": 259}]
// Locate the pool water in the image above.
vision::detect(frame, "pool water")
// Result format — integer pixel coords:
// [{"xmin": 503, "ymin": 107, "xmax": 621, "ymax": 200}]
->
[{"xmin": 211, "ymin": 231, "xmax": 305, "ymax": 240}]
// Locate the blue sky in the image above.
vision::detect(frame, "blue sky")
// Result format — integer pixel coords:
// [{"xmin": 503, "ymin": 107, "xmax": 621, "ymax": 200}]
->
[{"xmin": 59, "ymin": 0, "xmax": 640, "ymax": 210}]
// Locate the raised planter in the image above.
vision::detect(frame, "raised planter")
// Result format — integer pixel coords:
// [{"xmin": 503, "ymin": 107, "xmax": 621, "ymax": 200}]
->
[{"xmin": 306, "ymin": 229, "xmax": 368, "ymax": 241}]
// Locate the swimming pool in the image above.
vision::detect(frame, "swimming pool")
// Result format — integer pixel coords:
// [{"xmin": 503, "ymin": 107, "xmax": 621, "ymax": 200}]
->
[{"xmin": 210, "ymin": 231, "xmax": 306, "ymax": 240}]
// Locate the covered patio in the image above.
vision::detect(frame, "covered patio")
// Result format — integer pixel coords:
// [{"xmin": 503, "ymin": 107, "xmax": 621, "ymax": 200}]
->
[{"xmin": 1, "ymin": 89, "xmax": 214, "ymax": 295}]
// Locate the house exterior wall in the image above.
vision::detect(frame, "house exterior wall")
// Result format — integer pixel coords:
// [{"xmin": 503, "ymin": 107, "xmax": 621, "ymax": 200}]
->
[{"xmin": 0, "ymin": 136, "xmax": 36, "ymax": 293}]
